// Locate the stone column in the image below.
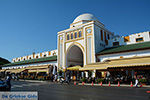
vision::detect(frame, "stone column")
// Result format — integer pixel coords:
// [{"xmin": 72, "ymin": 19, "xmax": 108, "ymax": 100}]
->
[
  {"xmin": 92, "ymin": 70, "xmax": 96, "ymax": 78},
  {"xmin": 81, "ymin": 72, "xmax": 84, "ymax": 77},
  {"xmin": 85, "ymin": 72, "xmax": 88, "ymax": 78}
]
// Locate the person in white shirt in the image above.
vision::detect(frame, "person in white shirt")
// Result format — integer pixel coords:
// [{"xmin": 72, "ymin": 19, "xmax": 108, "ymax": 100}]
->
[{"xmin": 135, "ymin": 78, "xmax": 138, "ymax": 87}]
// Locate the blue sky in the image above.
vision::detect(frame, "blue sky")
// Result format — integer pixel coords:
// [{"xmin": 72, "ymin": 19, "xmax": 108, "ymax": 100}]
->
[{"xmin": 0, "ymin": 0, "xmax": 150, "ymax": 61}]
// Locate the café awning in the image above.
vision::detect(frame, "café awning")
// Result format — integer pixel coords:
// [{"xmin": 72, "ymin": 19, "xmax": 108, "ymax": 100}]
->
[
  {"xmin": 107, "ymin": 56, "xmax": 150, "ymax": 68},
  {"xmin": 80, "ymin": 63, "xmax": 108, "ymax": 71},
  {"xmin": 79, "ymin": 56, "xmax": 150, "ymax": 71},
  {"xmin": 28, "ymin": 68, "xmax": 49, "ymax": 73},
  {"xmin": 26, "ymin": 65, "xmax": 50, "ymax": 70},
  {"xmin": 5, "ymin": 69, "xmax": 12, "ymax": 73},
  {"xmin": 12, "ymin": 69, "xmax": 26, "ymax": 73},
  {"xmin": 5, "ymin": 69, "xmax": 26, "ymax": 73},
  {"xmin": 37, "ymin": 69, "xmax": 49, "ymax": 73},
  {"xmin": 67, "ymin": 65, "xmax": 81, "ymax": 71},
  {"xmin": 0, "ymin": 69, "xmax": 6, "ymax": 72},
  {"xmin": 28, "ymin": 69, "xmax": 37, "ymax": 73}
]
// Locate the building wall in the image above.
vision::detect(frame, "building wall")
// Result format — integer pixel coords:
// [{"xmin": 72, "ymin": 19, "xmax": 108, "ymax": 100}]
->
[
  {"xmin": 58, "ymin": 21, "xmax": 98, "ymax": 69},
  {"xmin": 107, "ymin": 31, "xmax": 150, "ymax": 47},
  {"xmin": 9, "ymin": 14, "xmax": 150, "ymax": 72},
  {"xmin": 98, "ymin": 49, "xmax": 150, "ymax": 62},
  {"xmin": 128, "ymin": 31, "xmax": 150, "ymax": 44},
  {"xmin": 12, "ymin": 50, "xmax": 57, "ymax": 63},
  {"xmin": 93, "ymin": 21, "xmax": 114, "ymax": 54},
  {"xmin": 107, "ymin": 36, "xmax": 126, "ymax": 47},
  {"xmin": 2, "ymin": 61, "xmax": 57, "ymax": 70}
]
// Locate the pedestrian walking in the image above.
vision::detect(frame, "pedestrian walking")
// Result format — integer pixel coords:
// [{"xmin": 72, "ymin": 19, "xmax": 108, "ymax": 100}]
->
[
  {"xmin": 54, "ymin": 74, "xmax": 57, "ymax": 82},
  {"xmin": 134, "ymin": 78, "xmax": 138, "ymax": 87}
]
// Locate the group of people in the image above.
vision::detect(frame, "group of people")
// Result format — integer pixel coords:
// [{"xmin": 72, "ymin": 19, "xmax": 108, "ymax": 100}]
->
[{"xmin": 0, "ymin": 73, "xmax": 141, "ymax": 92}]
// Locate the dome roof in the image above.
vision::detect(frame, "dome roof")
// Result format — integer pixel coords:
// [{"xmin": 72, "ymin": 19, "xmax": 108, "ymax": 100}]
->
[{"xmin": 73, "ymin": 13, "xmax": 98, "ymax": 23}]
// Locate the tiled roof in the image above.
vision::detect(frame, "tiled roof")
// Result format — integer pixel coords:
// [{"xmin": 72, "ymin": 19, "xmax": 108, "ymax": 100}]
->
[
  {"xmin": 97, "ymin": 41, "xmax": 150, "ymax": 55},
  {"xmin": 2, "ymin": 56, "xmax": 57, "ymax": 67}
]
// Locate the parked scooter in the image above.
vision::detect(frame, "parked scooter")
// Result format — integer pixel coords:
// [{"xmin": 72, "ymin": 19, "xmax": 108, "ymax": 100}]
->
[{"xmin": 59, "ymin": 76, "xmax": 69, "ymax": 85}]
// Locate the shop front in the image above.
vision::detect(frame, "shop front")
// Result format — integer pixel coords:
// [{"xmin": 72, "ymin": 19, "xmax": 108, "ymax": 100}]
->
[
  {"xmin": 66, "ymin": 65, "xmax": 82, "ymax": 81},
  {"xmin": 79, "ymin": 56, "xmax": 150, "ymax": 84}
]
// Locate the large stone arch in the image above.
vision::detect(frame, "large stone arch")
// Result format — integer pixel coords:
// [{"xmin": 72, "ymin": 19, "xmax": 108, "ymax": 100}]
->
[{"xmin": 66, "ymin": 42, "xmax": 84, "ymax": 67}]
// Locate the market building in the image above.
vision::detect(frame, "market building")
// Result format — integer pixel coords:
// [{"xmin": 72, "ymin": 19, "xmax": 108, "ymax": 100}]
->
[
  {"xmin": 1, "ymin": 13, "xmax": 150, "ymax": 84},
  {"xmin": 0, "ymin": 50, "xmax": 57, "ymax": 80},
  {"xmin": 57, "ymin": 13, "xmax": 150, "ymax": 83}
]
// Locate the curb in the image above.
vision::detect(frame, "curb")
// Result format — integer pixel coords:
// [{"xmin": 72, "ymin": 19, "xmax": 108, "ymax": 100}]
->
[{"xmin": 77, "ymin": 83, "xmax": 150, "ymax": 88}]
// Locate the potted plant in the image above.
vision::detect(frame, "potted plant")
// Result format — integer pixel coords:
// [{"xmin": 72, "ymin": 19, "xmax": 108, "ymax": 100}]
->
[
  {"xmin": 81, "ymin": 78, "xmax": 87, "ymax": 83},
  {"xmin": 95, "ymin": 78, "xmax": 104, "ymax": 83},
  {"xmin": 139, "ymin": 78, "xmax": 147, "ymax": 85}
]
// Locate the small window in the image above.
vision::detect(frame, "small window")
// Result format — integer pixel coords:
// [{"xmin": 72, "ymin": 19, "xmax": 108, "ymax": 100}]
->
[
  {"xmin": 113, "ymin": 42, "xmax": 119, "ymax": 46},
  {"xmin": 71, "ymin": 33, "xmax": 73, "ymax": 39},
  {"xmin": 79, "ymin": 31, "xmax": 82, "ymax": 37},
  {"xmin": 67, "ymin": 34, "xmax": 70, "ymax": 40},
  {"xmin": 36, "ymin": 56, "xmax": 38, "ymax": 58},
  {"xmin": 24, "ymin": 58, "xmax": 25, "ymax": 60},
  {"xmin": 104, "ymin": 32, "xmax": 106, "ymax": 41},
  {"xmin": 44, "ymin": 55, "xmax": 46, "ymax": 57},
  {"xmin": 105, "ymin": 40, "xmax": 108, "ymax": 45},
  {"xmin": 136, "ymin": 37, "xmax": 143, "ymax": 42},
  {"xmin": 75, "ymin": 32, "xmax": 77, "ymax": 38},
  {"xmin": 100, "ymin": 30, "xmax": 103, "ymax": 41},
  {"xmin": 29, "ymin": 57, "xmax": 31, "ymax": 59},
  {"xmin": 18, "ymin": 59, "xmax": 20, "ymax": 61}
]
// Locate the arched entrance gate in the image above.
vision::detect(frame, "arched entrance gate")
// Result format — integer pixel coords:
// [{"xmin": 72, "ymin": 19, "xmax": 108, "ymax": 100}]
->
[{"xmin": 66, "ymin": 44, "xmax": 84, "ymax": 80}]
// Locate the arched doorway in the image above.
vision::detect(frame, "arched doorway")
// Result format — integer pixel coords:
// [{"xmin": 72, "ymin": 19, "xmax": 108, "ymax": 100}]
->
[
  {"xmin": 66, "ymin": 45, "xmax": 84, "ymax": 80},
  {"xmin": 66, "ymin": 45, "xmax": 84, "ymax": 67}
]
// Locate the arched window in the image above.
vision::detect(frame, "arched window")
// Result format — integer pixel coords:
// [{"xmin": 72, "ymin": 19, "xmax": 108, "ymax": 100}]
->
[
  {"xmin": 71, "ymin": 33, "xmax": 73, "ymax": 39},
  {"xmin": 75, "ymin": 32, "xmax": 77, "ymax": 38},
  {"xmin": 79, "ymin": 31, "xmax": 82, "ymax": 37},
  {"xmin": 67, "ymin": 34, "xmax": 70, "ymax": 40}
]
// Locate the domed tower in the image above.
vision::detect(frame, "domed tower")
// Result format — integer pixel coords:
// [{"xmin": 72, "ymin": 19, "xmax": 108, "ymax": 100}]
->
[
  {"xmin": 70, "ymin": 13, "xmax": 100, "ymax": 28},
  {"xmin": 57, "ymin": 13, "xmax": 113, "ymax": 70}
]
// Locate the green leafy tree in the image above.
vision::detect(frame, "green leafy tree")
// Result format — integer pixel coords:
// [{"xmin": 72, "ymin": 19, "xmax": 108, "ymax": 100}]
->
[{"xmin": 0, "ymin": 57, "xmax": 10, "ymax": 65}]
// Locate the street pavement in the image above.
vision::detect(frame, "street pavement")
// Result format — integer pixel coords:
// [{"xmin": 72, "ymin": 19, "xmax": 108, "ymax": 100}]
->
[{"xmin": 11, "ymin": 80, "xmax": 150, "ymax": 100}]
